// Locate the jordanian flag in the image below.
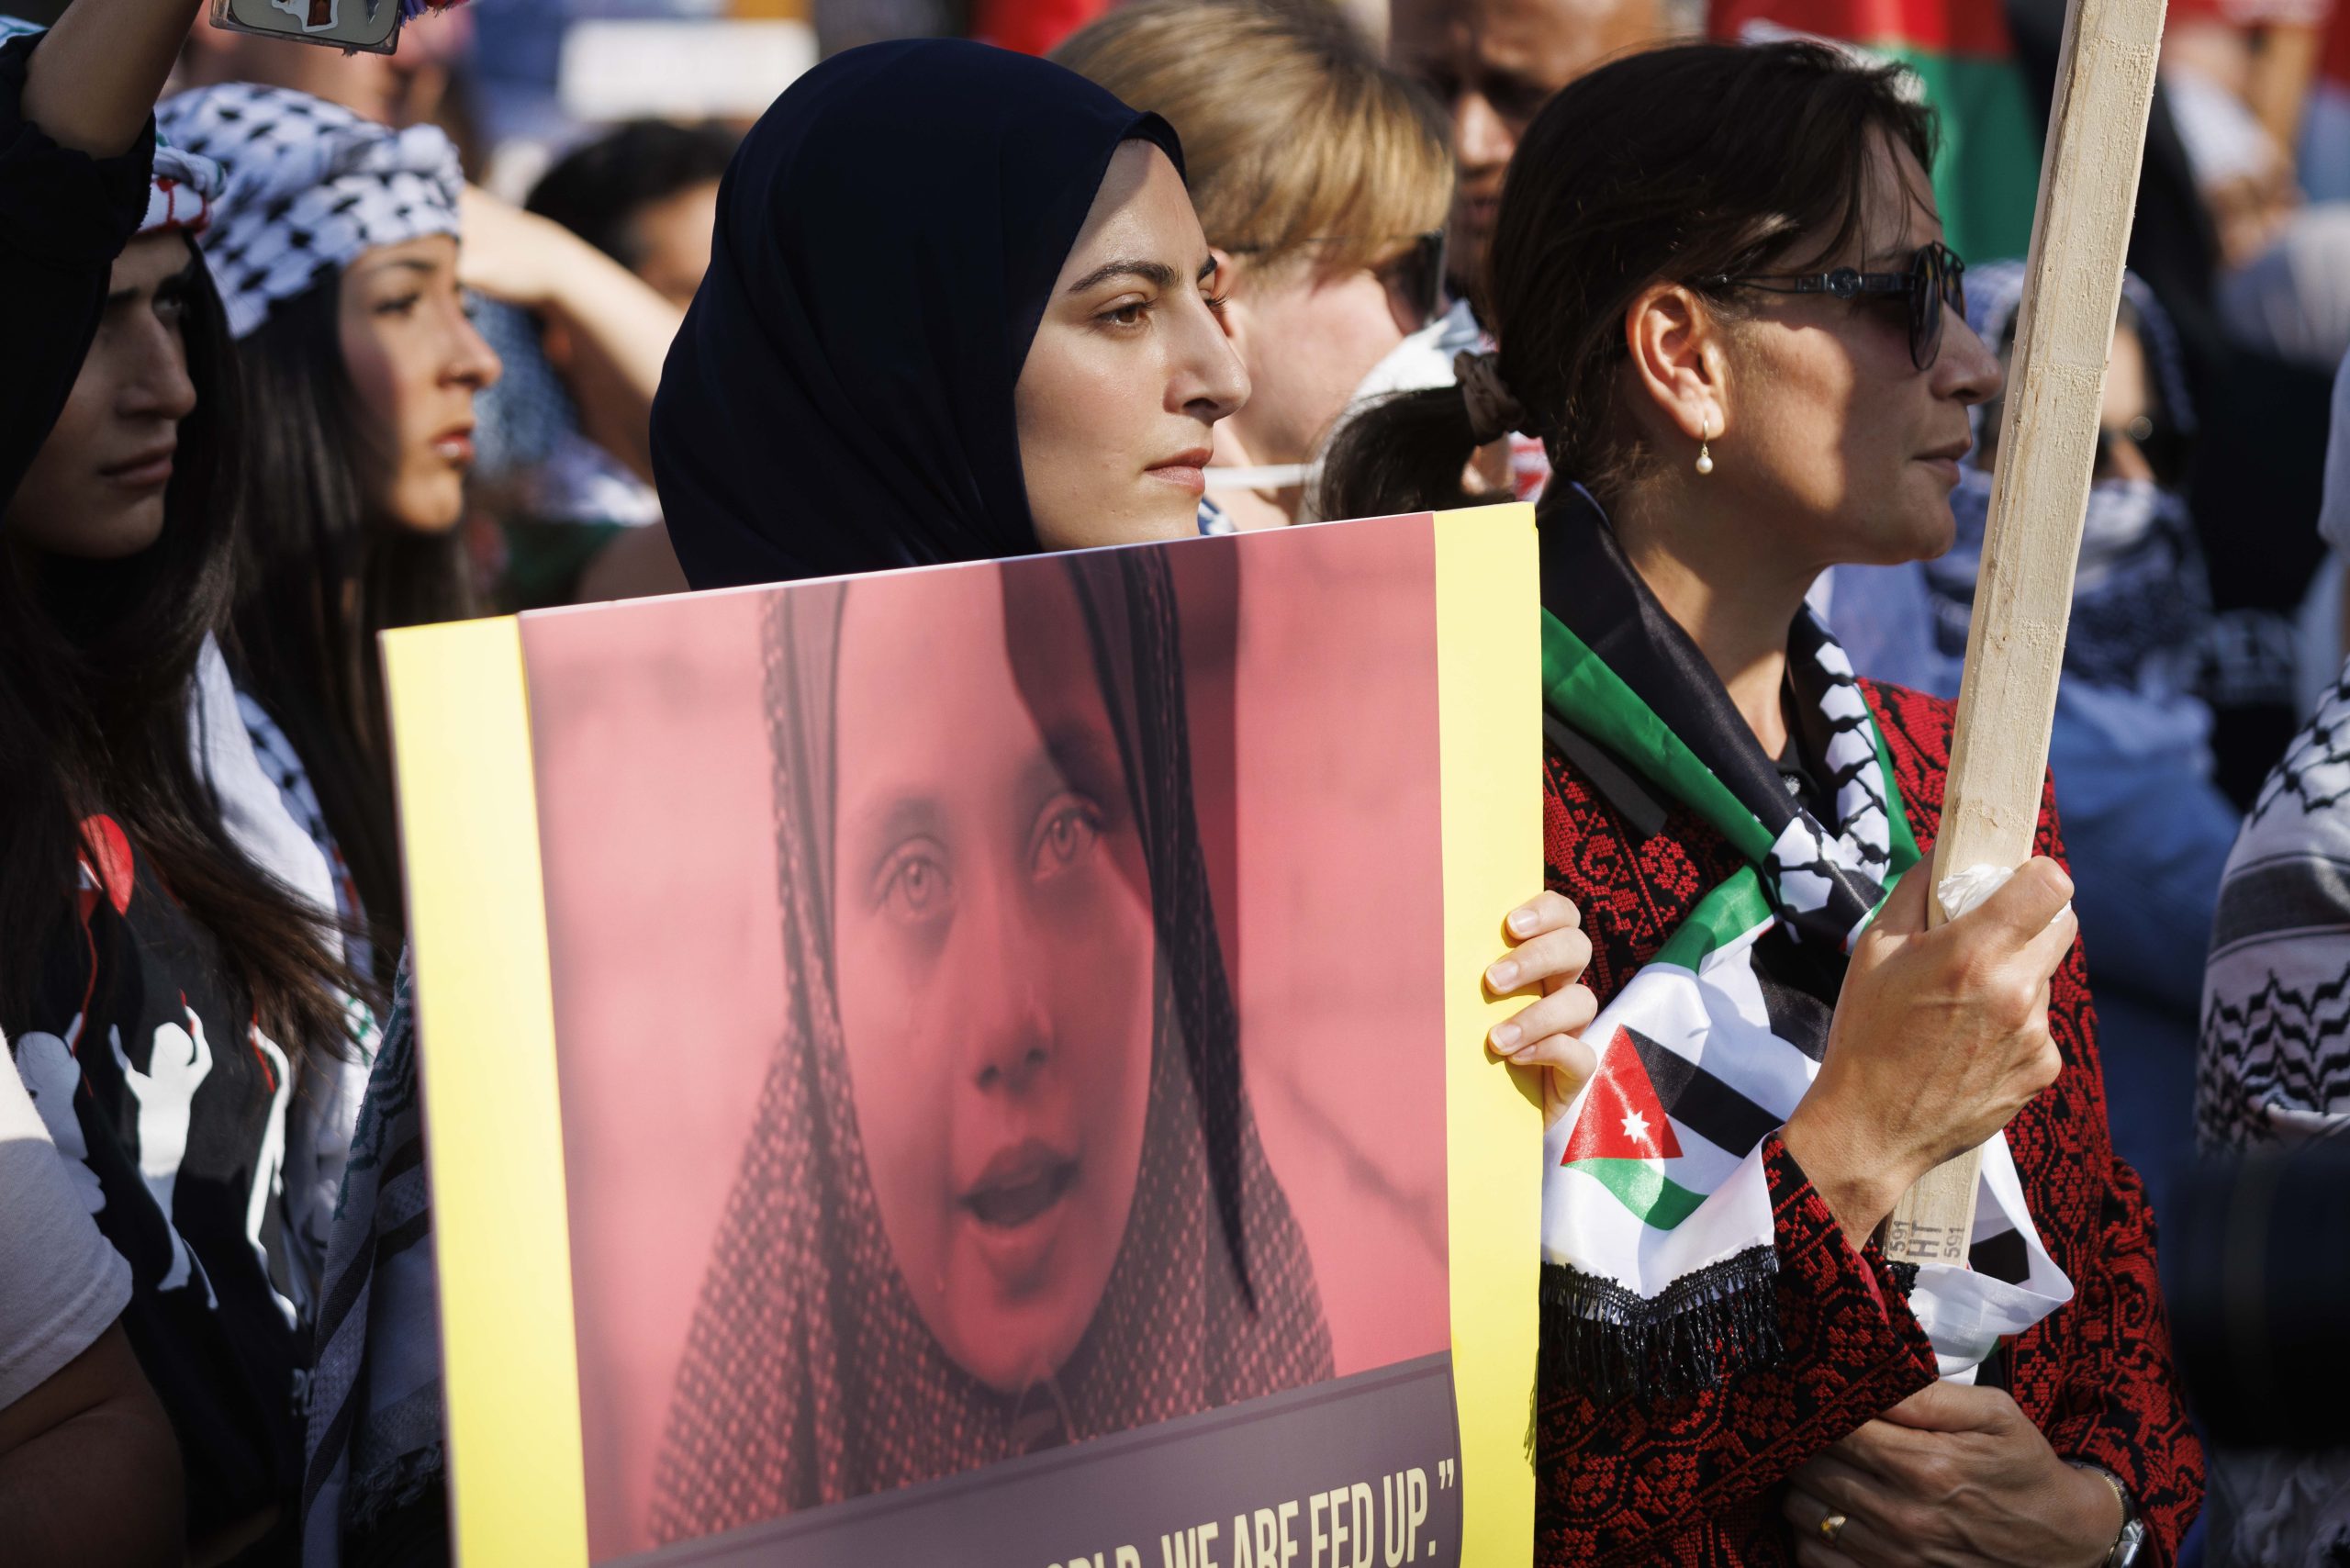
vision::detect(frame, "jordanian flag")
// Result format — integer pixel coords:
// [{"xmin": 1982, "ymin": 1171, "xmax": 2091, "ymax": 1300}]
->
[
  {"xmin": 1709, "ymin": 0, "xmax": 2041, "ymax": 263},
  {"xmin": 1558, "ymin": 1017, "xmax": 1782, "ymax": 1234},
  {"xmin": 1538, "ymin": 584, "xmax": 2074, "ymax": 1394},
  {"xmin": 1539, "ymin": 855, "xmax": 2077, "ymax": 1390},
  {"xmin": 1543, "ymin": 878, "xmax": 1821, "ymax": 1314}
]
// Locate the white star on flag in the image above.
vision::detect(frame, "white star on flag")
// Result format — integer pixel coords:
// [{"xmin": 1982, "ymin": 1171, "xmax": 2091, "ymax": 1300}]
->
[{"xmin": 1620, "ymin": 1108, "xmax": 1652, "ymax": 1148}]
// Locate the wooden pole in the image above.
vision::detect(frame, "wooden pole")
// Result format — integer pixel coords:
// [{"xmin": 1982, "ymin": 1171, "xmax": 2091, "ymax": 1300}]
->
[{"xmin": 1876, "ymin": 0, "xmax": 2168, "ymax": 1273}]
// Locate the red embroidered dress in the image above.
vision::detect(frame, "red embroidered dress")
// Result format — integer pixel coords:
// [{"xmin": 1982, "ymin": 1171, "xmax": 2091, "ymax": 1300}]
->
[{"xmin": 1533, "ymin": 678, "xmax": 2204, "ymax": 1564}]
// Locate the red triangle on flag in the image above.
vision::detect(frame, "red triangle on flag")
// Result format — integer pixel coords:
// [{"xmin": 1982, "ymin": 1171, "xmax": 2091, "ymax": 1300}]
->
[
  {"xmin": 1562, "ymin": 1026, "xmax": 1684, "ymax": 1164},
  {"xmin": 77, "ymin": 815, "xmax": 134, "ymax": 920}
]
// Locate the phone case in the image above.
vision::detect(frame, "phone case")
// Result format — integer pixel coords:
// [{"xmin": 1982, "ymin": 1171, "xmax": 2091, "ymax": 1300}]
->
[{"xmin": 207, "ymin": 0, "xmax": 402, "ymax": 55}]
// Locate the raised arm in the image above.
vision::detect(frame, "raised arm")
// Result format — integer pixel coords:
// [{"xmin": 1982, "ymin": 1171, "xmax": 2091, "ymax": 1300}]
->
[
  {"xmin": 457, "ymin": 185, "xmax": 686, "ymax": 482},
  {"xmin": 22, "ymin": 0, "xmax": 204, "ymax": 157},
  {"xmin": 1, "ymin": 1, "xmax": 189, "ymax": 507}
]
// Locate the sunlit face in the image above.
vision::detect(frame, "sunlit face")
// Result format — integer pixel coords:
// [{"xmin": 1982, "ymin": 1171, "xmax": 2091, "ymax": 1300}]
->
[
  {"xmin": 1014, "ymin": 140, "xmax": 1250, "ymax": 551},
  {"xmin": 1699, "ymin": 134, "xmax": 2003, "ymax": 572},
  {"xmin": 337, "ymin": 234, "xmax": 502, "ymax": 533},
  {"xmin": 1217, "ymin": 248, "xmax": 1427, "ymax": 472},
  {"xmin": 830, "ymin": 566, "xmax": 1157, "ymax": 1393},
  {"xmin": 1393, "ymin": 0, "xmax": 1642, "ymax": 298},
  {"xmin": 5, "ymin": 234, "xmax": 200, "ymax": 561}
]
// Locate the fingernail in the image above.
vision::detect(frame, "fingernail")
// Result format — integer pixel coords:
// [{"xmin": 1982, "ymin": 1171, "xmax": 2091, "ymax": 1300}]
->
[
  {"xmin": 1490, "ymin": 1021, "xmax": 1521, "ymax": 1052},
  {"xmin": 1486, "ymin": 959, "xmax": 1518, "ymax": 991},
  {"xmin": 1507, "ymin": 906, "xmax": 1540, "ymax": 936}
]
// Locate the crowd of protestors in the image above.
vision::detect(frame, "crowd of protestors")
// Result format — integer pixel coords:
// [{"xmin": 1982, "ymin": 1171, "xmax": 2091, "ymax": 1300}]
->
[{"xmin": 1, "ymin": 0, "xmax": 2346, "ymax": 1562}]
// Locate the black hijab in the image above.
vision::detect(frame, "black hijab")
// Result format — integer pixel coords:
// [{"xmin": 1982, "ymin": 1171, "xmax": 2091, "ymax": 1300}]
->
[{"xmin": 652, "ymin": 39, "xmax": 1184, "ymax": 588}]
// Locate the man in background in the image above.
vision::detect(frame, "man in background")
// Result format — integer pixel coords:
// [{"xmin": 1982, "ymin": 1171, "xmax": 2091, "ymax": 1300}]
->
[{"xmin": 1391, "ymin": 0, "xmax": 1669, "ymax": 306}]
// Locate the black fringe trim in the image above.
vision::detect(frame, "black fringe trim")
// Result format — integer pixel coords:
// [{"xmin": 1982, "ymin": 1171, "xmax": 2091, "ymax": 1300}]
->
[
  {"xmin": 1540, "ymin": 1247, "xmax": 1783, "ymax": 1403},
  {"xmin": 1888, "ymin": 1260, "xmax": 1920, "ymax": 1297}
]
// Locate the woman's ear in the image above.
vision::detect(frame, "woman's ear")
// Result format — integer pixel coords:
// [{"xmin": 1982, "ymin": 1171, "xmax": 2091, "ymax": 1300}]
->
[{"xmin": 1622, "ymin": 283, "xmax": 1726, "ymax": 445}]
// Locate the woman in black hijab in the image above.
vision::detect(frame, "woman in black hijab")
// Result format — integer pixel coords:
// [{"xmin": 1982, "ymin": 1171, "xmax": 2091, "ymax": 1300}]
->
[
  {"xmin": 308, "ymin": 42, "xmax": 1253, "ymax": 1561},
  {"xmin": 653, "ymin": 39, "xmax": 1250, "ymax": 587}
]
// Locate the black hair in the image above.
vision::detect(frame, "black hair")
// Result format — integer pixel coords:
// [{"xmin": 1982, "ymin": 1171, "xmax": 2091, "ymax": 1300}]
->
[
  {"xmin": 0, "ymin": 240, "xmax": 364, "ymax": 1060},
  {"xmin": 230, "ymin": 271, "xmax": 475, "ymax": 974},
  {"xmin": 1317, "ymin": 40, "xmax": 1938, "ymax": 522},
  {"xmin": 525, "ymin": 119, "xmax": 740, "ymax": 271}
]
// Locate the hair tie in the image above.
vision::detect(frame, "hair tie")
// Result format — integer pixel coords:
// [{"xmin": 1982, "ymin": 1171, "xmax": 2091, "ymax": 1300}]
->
[{"xmin": 1453, "ymin": 350, "xmax": 1526, "ymax": 445}]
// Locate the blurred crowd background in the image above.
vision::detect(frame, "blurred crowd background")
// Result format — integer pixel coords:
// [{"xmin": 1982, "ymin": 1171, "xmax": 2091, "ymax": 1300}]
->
[{"xmin": 6, "ymin": 0, "xmax": 2350, "ymax": 1557}]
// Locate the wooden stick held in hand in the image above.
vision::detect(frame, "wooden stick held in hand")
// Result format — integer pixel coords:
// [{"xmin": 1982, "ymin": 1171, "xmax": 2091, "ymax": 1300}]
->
[{"xmin": 1877, "ymin": 0, "xmax": 2169, "ymax": 1272}]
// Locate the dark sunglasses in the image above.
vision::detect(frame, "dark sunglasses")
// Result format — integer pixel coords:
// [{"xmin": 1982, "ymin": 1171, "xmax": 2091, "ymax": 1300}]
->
[
  {"xmin": 1225, "ymin": 230, "xmax": 1448, "ymax": 329},
  {"xmin": 2093, "ymin": 410, "xmax": 2190, "ymax": 488},
  {"xmin": 1701, "ymin": 241, "xmax": 1968, "ymax": 371}
]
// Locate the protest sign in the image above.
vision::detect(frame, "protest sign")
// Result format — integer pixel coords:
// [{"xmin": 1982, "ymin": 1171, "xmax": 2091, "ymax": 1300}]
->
[{"xmin": 382, "ymin": 505, "xmax": 1541, "ymax": 1566}]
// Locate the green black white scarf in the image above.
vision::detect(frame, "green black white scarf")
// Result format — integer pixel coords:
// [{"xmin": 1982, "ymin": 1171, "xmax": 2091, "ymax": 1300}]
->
[{"xmin": 1536, "ymin": 488, "xmax": 2071, "ymax": 1399}]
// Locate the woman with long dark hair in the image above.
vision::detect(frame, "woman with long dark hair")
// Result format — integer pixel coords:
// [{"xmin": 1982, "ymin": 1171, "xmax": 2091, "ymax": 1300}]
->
[
  {"xmin": 1325, "ymin": 39, "xmax": 2202, "ymax": 1565},
  {"xmin": 1, "ymin": 9, "xmax": 367, "ymax": 1562},
  {"xmin": 156, "ymin": 84, "xmax": 688, "ymax": 975},
  {"xmin": 153, "ymin": 84, "xmax": 498, "ymax": 978}
]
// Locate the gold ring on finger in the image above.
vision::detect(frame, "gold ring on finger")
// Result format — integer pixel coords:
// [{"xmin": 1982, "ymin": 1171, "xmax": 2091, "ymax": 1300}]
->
[{"xmin": 1819, "ymin": 1512, "xmax": 1848, "ymax": 1542}]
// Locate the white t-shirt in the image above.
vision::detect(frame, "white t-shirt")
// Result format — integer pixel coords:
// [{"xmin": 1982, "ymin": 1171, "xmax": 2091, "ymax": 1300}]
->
[{"xmin": 0, "ymin": 1028, "xmax": 132, "ymax": 1410}]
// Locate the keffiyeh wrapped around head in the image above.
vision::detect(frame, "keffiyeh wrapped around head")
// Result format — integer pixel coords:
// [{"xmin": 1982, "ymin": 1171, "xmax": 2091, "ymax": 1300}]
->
[
  {"xmin": 155, "ymin": 83, "xmax": 461, "ymax": 339},
  {"xmin": 1927, "ymin": 261, "xmax": 2212, "ymax": 705},
  {"xmin": 143, "ymin": 141, "xmax": 223, "ymax": 236}
]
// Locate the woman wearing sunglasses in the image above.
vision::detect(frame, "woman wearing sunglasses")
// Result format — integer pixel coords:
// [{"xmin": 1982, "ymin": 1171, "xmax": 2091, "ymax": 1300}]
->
[
  {"xmin": 1323, "ymin": 39, "xmax": 2200, "ymax": 1565},
  {"xmin": 1055, "ymin": 0, "xmax": 1452, "ymax": 532}
]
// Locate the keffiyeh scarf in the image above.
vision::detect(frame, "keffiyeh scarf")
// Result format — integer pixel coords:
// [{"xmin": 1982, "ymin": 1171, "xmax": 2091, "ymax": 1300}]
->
[
  {"xmin": 1538, "ymin": 489, "xmax": 2071, "ymax": 1397},
  {"xmin": 1926, "ymin": 261, "xmax": 2216, "ymax": 718},
  {"xmin": 155, "ymin": 83, "xmax": 462, "ymax": 339}
]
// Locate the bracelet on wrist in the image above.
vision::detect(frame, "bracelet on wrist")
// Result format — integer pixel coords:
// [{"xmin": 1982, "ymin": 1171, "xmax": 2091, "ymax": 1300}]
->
[{"xmin": 2066, "ymin": 1461, "xmax": 2144, "ymax": 1567}]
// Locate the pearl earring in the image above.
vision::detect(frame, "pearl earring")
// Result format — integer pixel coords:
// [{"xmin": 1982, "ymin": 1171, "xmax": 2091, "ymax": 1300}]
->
[{"xmin": 1695, "ymin": 416, "xmax": 1716, "ymax": 476}]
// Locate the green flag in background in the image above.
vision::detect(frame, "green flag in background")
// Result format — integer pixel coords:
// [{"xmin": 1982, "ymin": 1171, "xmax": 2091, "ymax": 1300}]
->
[{"xmin": 1709, "ymin": 0, "xmax": 2042, "ymax": 264}]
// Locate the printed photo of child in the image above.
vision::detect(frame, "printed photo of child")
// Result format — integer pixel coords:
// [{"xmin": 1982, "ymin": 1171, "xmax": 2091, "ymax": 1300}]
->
[
  {"xmin": 520, "ymin": 517, "xmax": 1455, "ymax": 1562},
  {"xmin": 650, "ymin": 552, "xmax": 1335, "ymax": 1538}
]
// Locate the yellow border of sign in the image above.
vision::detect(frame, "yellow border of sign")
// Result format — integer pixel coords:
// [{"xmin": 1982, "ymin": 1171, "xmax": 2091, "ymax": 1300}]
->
[
  {"xmin": 386, "ymin": 508, "xmax": 1542, "ymax": 1565},
  {"xmin": 1431, "ymin": 502, "xmax": 1542, "ymax": 1565},
  {"xmin": 384, "ymin": 616, "xmax": 588, "ymax": 1565}
]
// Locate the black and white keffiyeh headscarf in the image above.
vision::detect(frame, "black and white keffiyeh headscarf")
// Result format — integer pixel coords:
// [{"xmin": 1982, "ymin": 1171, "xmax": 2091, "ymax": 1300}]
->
[{"xmin": 155, "ymin": 83, "xmax": 461, "ymax": 340}]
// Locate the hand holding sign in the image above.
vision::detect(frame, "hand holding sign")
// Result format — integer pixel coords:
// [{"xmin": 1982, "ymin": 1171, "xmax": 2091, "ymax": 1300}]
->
[{"xmin": 1483, "ymin": 890, "xmax": 1598, "ymax": 1119}]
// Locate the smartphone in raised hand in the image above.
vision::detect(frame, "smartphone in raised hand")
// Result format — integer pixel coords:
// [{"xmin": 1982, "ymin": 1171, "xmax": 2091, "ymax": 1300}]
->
[{"xmin": 207, "ymin": 0, "xmax": 401, "ymax": 54}]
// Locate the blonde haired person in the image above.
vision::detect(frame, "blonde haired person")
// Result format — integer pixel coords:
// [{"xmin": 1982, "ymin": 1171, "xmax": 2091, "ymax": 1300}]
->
[{"xmin": 1057, "ymin": 0, "xmax": 1453, "ymax": 530}]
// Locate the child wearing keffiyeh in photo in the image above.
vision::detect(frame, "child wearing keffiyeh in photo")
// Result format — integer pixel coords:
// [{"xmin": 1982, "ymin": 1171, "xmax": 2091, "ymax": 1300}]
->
[{"xmin": 650, "ymin": 551, "xmax": 1332, "ymax": 1542}]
